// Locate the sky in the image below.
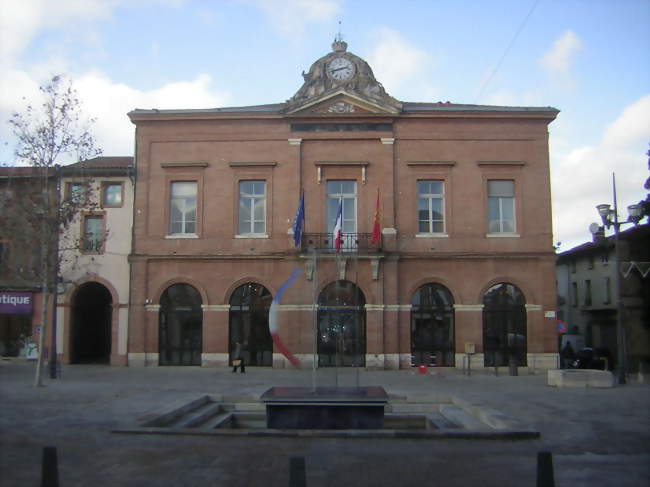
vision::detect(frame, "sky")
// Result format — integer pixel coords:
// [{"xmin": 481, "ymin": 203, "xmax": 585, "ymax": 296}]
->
[{"xmin": 0, "ymin": 0, "xmax": 648, "ymax": 250}]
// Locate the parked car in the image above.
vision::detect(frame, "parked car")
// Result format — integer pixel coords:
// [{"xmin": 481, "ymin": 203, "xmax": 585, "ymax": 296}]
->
[{"xmin": 572, "ymin": 347, "xmax": 613, "ymax": 370}]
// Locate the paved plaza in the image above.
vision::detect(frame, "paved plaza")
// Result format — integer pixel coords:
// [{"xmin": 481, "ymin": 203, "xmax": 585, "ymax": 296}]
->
[{"xmin": 1, "ymin": 360, "xmax": 648, "ymax": 486}]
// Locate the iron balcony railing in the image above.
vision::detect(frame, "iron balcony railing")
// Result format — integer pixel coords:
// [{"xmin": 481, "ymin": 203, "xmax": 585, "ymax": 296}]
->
[{"xmin": 301, "ymin": 233, "xmax": 382, "ymax": 253}]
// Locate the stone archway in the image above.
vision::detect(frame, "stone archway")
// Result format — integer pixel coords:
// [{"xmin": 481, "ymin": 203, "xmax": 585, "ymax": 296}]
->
[
  {"xmin": 159, "ymin": 283, "xmax": 202, "ymax": 366},
  {"xmin": 410, "ymin": 283, "xmax": 455, "ymax": 367},
  {"xmin": 70, "ymin": 282, "xmax": 112, "ymax": 364},
  {"xmin": 317, "ymin": 280, "xmax": 366, "ymax": 367},
  {"xmin": 229, "ymin": 282, "xmax": 273, "ymax": 367},
  {"xmin": 482, "ymin": 282, "xmax": 527, "ymax": 367}
]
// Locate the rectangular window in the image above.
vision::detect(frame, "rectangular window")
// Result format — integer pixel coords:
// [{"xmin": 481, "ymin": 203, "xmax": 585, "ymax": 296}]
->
[
  {"xmin": 571, "ymin": 282, "xmax": 578, "ymax": 307},
  {"xmin": 604, "ymin": 277, "xmax": 611, "ymax": 304},
  {"xmin": 238, "ymin": 180, "xmax": 266, "ymax": 235},
  {"xmin": 487, "ymin": 180, "xmax": 515, "ymax": 233},
  {"xmin": 67, "ymin": 182, "xmax": 86, "ymax": 203},
  {"xmin": 82, "ymin": 215, "xmax": 104, "ymax": 252},
  {"xmin": 169, "ymin": 181, "xmax": 197, "ymax": 235},
  {"xmin": 102, "ymin": 182, "xmax": 123, "ymax": 207},
  {"xmin": 327, "ymin": 180, "xmax": 357, "ymax": 250},
  {"xmin": 584, "ymin": 279, "xmax": 592, "ymax": 306},
  {"xmin": 570, "ymin": 259, "xmax": 576, "ymax": 273},
  {"xmin": 588, "ymin": 254, "xmax": 594, "ymax": 269},
  {"xmin": 417, "ymin": 180, "xmax": 444, "ymax": 233}
]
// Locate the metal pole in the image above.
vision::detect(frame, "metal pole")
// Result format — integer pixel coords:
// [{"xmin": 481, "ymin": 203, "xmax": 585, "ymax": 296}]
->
[
  {"xmin": 612, "ymin": 173, "xmax": 627, "ymax": 384},
  {"xmin": 311, "ymin": 248, "xmax": 317, "ymax": 391}
]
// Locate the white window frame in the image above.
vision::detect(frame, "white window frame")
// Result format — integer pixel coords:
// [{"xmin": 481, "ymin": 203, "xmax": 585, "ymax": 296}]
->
[
  {"xmin": 417, "ymin": 180, "xmax": 446, "ymax": 235},
  {"xmin": 169, "ymin": 181, "xmax": 197, "ymax": 236},
  {"xmin": 487, "ymin": 179, "xmax": 517, "ymax": 236},
  {"xmin": 237, "ymin": 180, "xmax": 267, "ymax": 237}
]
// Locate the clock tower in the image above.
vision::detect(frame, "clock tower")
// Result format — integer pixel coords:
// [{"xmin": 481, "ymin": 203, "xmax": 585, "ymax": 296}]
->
[{"xmin": 285, "ymin": 40, "xmax": 402, "ymax": 114}]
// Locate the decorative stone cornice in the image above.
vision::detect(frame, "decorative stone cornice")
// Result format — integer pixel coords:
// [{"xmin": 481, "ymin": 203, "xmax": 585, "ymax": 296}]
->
[
  {"xmin": 454, "ymin": 304, "xmax": 484, "ymax": 311},
  {"xmin": 202, "ymin": 305, "xmax": 230, "ymax": 312}
]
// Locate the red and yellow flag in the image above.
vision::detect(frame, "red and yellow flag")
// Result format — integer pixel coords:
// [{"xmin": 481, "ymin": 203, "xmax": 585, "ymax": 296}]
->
[{"xmin": 371, "ymin": 188, "xmax": 381, "ymax": 244}]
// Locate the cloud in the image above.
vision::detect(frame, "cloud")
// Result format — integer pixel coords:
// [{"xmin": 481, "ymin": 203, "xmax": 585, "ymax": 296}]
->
[
  {"xmin": 602, "ymin": 94, "xmax": 650, "ymax": 148},
  {"xmin": 242, "ymin": 0, "xmax": 341, "ymax": 35},
  {"xmin": 540, "ymin": 30, "xmax": 583, "ymax": 88},
  {"xmin": 0, "ymin": 0, "xmax": 185, "ymax": 63},
  {"xmin": 0, "ymin": 0, "xmax": 117, "ymax": 63},
  {"xmin": 1, "ymin": 69, "xmax": 229, "ymax": 161},
  {"xmin": 77, "ymin": 71, "xmax": 230, "ymax": 156},
  {"xmin": 551, "ymin": 95, "xmax": 650, "ymax": 250},
  {"xmin": 367, "ymin": 28, "xmax": 430, "ymax": 94}
]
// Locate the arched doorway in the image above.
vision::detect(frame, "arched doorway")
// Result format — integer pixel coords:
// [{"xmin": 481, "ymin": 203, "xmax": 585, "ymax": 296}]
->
[
  {"xmin": 70, "ymin": 282, "xmax": 112, "ymax": 364},
  {"xmin": 483, "ymin": 283, "xmax": 527, "ymax": 367},
  {"xmin": 159, "ymin": 283, "xmax": 202, "ymax": 366},
  {"xmin": 229, "ymin": 283, "xmax": 273, "ymax": 366},
  {"xmin": 317, "ymin": 280, "xmax": 366, "ymax": 367},
  {"xmin": 411, "ymin": 283, "xmax": 455, "ymax": 367}
]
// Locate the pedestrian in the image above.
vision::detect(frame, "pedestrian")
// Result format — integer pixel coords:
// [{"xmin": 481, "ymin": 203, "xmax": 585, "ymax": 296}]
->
[
  {"xmin": 232, "ymin": 340, "xmax": 245, "ymax": 373},
  {"xmin": 561, "ymin": 341, "xmax": 576, "ymax": 369}
]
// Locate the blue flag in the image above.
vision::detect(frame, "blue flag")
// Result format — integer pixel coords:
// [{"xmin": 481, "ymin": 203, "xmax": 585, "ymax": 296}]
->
[{"xmin": 292, "ymin": 193, "xmax": 304, "ymax": 247}]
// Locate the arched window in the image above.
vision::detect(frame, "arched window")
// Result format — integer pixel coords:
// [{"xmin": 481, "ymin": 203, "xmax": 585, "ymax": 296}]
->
[
  {"xmin": 317, "ymin": 280, "xmax": 366, "ymax": 367},
  {"xmin": 229, "ymin": 283, "xmax": 273, "ymax": 366},
  {"xmin": 159, "ymin": 284, "xmax": 202, "ymax": 366},
  {"xmin": 483, "ymin": 283, "xmax": 527, "ymax": 367},
  {"xmin": 411, "ymin": 283, "xmax": 455, "ymax": 367}
]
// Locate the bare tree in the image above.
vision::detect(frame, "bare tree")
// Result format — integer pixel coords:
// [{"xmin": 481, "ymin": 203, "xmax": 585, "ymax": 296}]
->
[{"xmin": 6, "ymin": 75, "xmax": 101, "ymax": 386}]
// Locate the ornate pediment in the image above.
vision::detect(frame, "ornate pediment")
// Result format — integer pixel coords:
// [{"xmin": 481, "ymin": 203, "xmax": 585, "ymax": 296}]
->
[
  {"xmin": 284, "ymin": 40, "xmax": 402, "ymax": 115},
  {"xmin": 290, "ymin": 91, "xmax": 398, "ymax": 115}
]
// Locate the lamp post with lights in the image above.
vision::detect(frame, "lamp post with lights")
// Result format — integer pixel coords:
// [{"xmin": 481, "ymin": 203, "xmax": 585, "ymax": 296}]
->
[{"xmin": 595, "ymin": 174, "xmax": 643, "ymax": 385}]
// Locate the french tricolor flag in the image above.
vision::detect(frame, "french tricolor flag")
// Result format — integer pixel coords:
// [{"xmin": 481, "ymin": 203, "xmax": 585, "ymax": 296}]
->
[{"xmin": 333, "ymin": 200, "xmax": 343, "ymax": 252}]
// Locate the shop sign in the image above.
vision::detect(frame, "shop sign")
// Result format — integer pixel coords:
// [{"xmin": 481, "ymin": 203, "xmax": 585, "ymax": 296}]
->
[{"xmin": 0, "ymin": 292, "xmax": 33, "ymax": 314}]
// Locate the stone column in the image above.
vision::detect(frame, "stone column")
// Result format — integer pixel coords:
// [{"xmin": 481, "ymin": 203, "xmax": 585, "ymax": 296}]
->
[
  {"xmin": 201, "ymin": 305, "xmax": 230, "ymax": 367},
  {"xmin": 453, "ymin": 304, "xmax": 485, "ymax": 368},
  {"xmin": 127, "ymin": 257, "xmax": 148, "ymax": 366}
]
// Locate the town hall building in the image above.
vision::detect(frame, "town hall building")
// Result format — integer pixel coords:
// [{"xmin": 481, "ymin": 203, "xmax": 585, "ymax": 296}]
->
[{"xmin": 126, "ymin": 40, "xmax": 560, "ymax": 370}]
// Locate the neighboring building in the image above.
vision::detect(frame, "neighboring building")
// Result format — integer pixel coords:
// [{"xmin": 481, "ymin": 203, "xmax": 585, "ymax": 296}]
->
[
  {"xmin": 56, "ymin": 157, "xmax": 134, "ymax": 365},
  {"xmin": 127, "ymin": 40, "xmax": 559, "ymax": 370},
  {"xmin": 0, "ymin": 166, "xmax": 57, "ymax": 358},
  {"xmin": 556, "ymin": 224, "xmax": 650, "ymax": 373}
]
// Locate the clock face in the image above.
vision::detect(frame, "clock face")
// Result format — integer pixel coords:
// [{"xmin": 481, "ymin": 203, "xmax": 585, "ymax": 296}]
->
[{"xmin": 327, "ymin": 57, "xmax": 355, "ymax": 80}]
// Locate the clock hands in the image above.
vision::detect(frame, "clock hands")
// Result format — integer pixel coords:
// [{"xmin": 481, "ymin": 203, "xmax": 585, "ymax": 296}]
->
[{"xmin": 331, "ymin": 66, "xmax": 349, "ymax": 73}]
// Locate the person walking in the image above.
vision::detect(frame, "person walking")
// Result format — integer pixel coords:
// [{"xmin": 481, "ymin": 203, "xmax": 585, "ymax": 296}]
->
[
  {"xmin": 561, "ymin": 341, "xmax": 576, "ymax": 369},
  {"xmin": 232, "ymin": 340, "xmax": 245, "ymax": 373}
]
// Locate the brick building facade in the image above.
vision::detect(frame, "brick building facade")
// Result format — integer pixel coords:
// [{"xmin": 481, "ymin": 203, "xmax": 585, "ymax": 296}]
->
[{"xmin": 127, "ymin": 41, "xmax": 559, "ymax": 370}]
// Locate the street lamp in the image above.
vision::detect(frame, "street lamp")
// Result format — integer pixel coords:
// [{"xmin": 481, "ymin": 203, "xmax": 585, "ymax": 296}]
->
[{"xmin": 595, "ymin": 174, "xmax": 642, "ymax": 385}]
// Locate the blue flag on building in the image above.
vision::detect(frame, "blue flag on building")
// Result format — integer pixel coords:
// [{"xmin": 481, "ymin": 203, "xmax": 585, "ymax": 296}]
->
[{"xmin": 292, "ymin": 192, "xmax": 305, "ymax": 247}]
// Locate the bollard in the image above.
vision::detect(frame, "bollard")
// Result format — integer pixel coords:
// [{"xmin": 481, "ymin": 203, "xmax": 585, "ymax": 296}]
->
[
  {"xmin": 289, "ymin": 456, "xmax": 306, "ymax": 487},
  {"xmin": 41, "ymin": 446, "xmax": 59, "ymax": 487},
  {"xmin": 418, "ymin": 364, "xmax": 427, "ymax": 375},
  {"xmin": 536, "ymin": 451, "xmax": 555, "ymax": 487}
]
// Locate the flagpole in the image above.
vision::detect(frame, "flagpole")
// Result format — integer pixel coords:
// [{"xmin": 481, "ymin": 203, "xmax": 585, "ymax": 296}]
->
[{"xmin": 312, "ymin": 248, "xmax": 317, "ymax": 391}]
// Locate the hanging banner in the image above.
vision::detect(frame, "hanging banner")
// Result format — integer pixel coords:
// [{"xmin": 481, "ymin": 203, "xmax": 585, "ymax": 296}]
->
[{"xmin": 0, "ymin": 292, "xmax": 33, "ymax": 314}]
